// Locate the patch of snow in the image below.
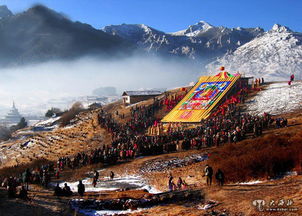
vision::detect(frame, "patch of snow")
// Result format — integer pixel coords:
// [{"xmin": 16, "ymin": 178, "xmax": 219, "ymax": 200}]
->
[
  {"xmin": 63, "ymin": 124, "xmax": 76, "ymax": 129},
  {"xmin": 140, "ymin": 154, "xmax": 208, "ymax": 173},
  {"xmin": 197, "ymin": 200, "xmax": 220, "ymax": 210},
  {"xmin": 77, "ymin": 207, "xmax": 146, "ymax": 216},
  {"xmin": 20, "ymin": 140, "xmax": 34, "ymax": 148},
  {"xmin": 237, "ymin": 171, "xmax": 298, "ymax": 185},
  {"xmin": 246, "ymin": 82, "xmax": 302, "ymax": 115},
  {"xmin": 284, "ymin": 171, "xmax": 298, "ymax": 176},
  {"xmin": 15, "ymin": 130, "xmax": 32, "ymax": 135},
  {"xmin": 54, "ymin": 175, "xmax": 161, "ymax": 194},
  {"xmin": 238, "ymin": 180, "xmax": 263, "ymax": 185},
  {"xmin": 271, "ymin": 24, "xmax": 292, "ymax": 33},
  {"xmin": 184, "ymin": 21, "xmax": 213, "ymax": 37},
  {"xmin": 34, "ymin": 117, "xmax": 60, "ymax": 127}
]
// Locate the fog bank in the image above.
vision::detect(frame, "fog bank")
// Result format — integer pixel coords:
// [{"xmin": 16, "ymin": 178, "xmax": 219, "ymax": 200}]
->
[{"xmin": 0, "ymin": 56, "xmax": 203, "ymax": 116}]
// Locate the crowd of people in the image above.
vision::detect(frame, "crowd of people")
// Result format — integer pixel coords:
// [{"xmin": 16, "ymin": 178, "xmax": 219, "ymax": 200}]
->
[
  {"xmin": 251, "ymin": 77, "xmax": 265, "ymax": 89},
  {"xmin": 0, "ymin": 86, "xmax": 287, "ymax": 200},
  {"xmin": 2, "ymin": 165, "xmax": 53, "ymax": 199},
  {"xmin": 167, "ymin": 164, "xmax": 225, "ymax": 191},
  {"xmin": 98, "ymin": 99, "xmax": 275, "ymax": 157},
  {"xmin": 168, "ymin": 174, "xmax": 188, "ymax": 191},
  {"xmin": 163, "ymin": 90, "xmax": 187, "ymax": 111}
]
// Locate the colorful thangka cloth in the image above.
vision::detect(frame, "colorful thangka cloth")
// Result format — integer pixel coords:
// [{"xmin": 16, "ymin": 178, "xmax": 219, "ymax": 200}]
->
[
  {"xmin": 179, "ymin": 81, "xmax": 231, "ymax": 110},
  {"xmin": 162, "ymin": 72, "xmax": 240, "ymax": 123}
]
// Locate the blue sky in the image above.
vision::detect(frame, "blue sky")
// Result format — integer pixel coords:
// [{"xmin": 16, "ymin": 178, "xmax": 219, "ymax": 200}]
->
[{"xmin": 0, "ymin": 0, "xmax": 301, "ymax": 32}]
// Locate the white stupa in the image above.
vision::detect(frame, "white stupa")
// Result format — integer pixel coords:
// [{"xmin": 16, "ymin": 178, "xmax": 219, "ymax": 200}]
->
[{"xmin": 4, "ymin": 102, "xmax": 22, "ymax": 125}]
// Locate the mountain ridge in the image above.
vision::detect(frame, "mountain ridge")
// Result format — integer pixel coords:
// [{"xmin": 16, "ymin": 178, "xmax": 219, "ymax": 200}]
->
[
  {"xmin": 206, "ymin": 24, "xmax": 302, "ymax": 80},
  {"xmin": 0, "ymin": 3, "xmax": 300, "ymax": 81},
  {"xmin": 0, "ymin": 4, "xmax": 134, "ymax": 66},
  {"xmin": 103, "ymin": 21, "xmax": 264, "ymax": 61}
]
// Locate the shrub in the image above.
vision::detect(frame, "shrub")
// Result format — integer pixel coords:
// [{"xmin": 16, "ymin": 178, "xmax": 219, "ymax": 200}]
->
[
  {"xmin": 45, "ymin": 107, "xmax": 63, "ymax": 118},
  {"xmin": 59, "ymin": 102, "xmax": 84, "ymax": 127},
  {"xmin": 0, "ymin": 126, "xmax": 11, "ymax": 141},
  {"xmin": 209, "ymin": 131, "xmax": 302, "ymax": 183}
]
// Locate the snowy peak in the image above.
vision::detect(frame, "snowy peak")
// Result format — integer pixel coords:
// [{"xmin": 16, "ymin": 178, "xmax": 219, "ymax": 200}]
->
[
  {"xmin": 184, "ymin": 21, "xmax": 214, "ymax": 36},
  {"xmin": 103, "ymin": 21, "xmax": 264, "ymax": 61},
  {"xmin": 0, "ymin": 5, "xmax": 13, "ymax": 19},
  {"xmin": 270, "ymin": 24, "xmax": 292, "ymax": 33},
  {"xmin": 103, "ymin": 23, "xmax": 164, "ymax": 39},
  {"xmin": 207, "ymin": 24, "xmax": 302, "ymax": 81}
]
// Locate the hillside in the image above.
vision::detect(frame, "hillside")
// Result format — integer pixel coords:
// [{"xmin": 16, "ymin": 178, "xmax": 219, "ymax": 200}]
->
[
  {"xmin": 0, "ymin": 110, "xmax": 301, "ymax": 216},
  {"xmin": 0, "ymin": 82, "xmax": 301, "ymax": 216},
  {"xmin": 0, "ymin": 109, "xmax": 107, "ymax": 168}
]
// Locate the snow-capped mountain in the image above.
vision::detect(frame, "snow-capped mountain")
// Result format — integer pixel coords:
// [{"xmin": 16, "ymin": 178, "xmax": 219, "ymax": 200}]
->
[
  {"xmin": 103, "ymin": 24, "xmax": 168, "ymax": 53},
  {"xmin": 103, "ymin": 21, "xmax": 263, "ymax": 61},
  {"xmin": 172, "ymin": 21, "xmax": 214, "ymax": 36},
  {"xmin": 207, "ymin": 24, "xmax": 302, "ymax": 81}
]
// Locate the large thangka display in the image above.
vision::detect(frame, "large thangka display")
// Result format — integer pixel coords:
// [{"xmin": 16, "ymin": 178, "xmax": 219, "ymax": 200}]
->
[
  {"xmin": 162, "ymin": 72, "xmax": 240, "ymax": 123},
  {"xmin": 179, "ymin": 81, "xmax": 231, "ymax": 110}
]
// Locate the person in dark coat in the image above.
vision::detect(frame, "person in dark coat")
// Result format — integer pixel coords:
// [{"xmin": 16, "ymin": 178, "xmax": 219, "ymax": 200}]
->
[
  {"xmin": 54, "ymin": 183, "xmax": 63, "ymax": 196},
  {"xmin": 215, "ymin": 169, "xmax": 225, "ymax": 186},
  {"xmin": 204, "ymin": 165, "xmax": 213, "ymax": 186},
  {"xmin": 168, "ymin": 173, "xmax": 174, "ymax": 191},
  {"xmin": 77, "ymin": 180, "xmax": 85, "ymax": 196},
  {"xmin": 93, "ymin": 170, "xmax": 99, "ymax": 187},
  {"xmin": 63, "ymin": 183, "xmax": 72, "ymax": 196},
  {"xmin": 19, "ymin": 186, "xmax": 29, "ymax": 200},
  {"xmin": 22, "ymin": 168, "xmax": 31, "ymax": 190},
  {"xmin": 7, "ymin": 177, "xmax": 17, "ymax": 198},
  {"xmin": 110, "ymin": 171, "xmax": 115, "ymax": 180}
]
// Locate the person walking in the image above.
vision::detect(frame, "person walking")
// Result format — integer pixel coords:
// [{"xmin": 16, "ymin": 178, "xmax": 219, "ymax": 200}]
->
[
  {"xmin": 168, "ymin": 173, "xmax": 174, "ymax": 191},
  {"xmin": 93, "ymin": 170, "xmax": 99, "ymax": 187},
  {"xmin": 215, "ymin": 169, "xmax": 225, "ymax": 186},
  {"xmin": 204, "ymin": 165, "xmax": 213, "ymax": 186},
  {"xmin": 77, "ymin": 180, "xmax": 85, "ymax": 196},
  {"xmin": 110, "ymin": 171, "xmax": 115, "ymax": 180}
]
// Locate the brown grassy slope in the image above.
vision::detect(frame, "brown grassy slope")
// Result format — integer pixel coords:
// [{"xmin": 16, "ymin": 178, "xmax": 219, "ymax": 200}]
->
[
  {"xmin": 1, "ymin": 114, "xmax": 301, "ymax": 216},
  {"xmin": 209, "ymin": 130, "xmax": 302, "ymax": 182},
  {"xmin": 0, "ymin": 108, "xmax": 110, "ymax": 169}
]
